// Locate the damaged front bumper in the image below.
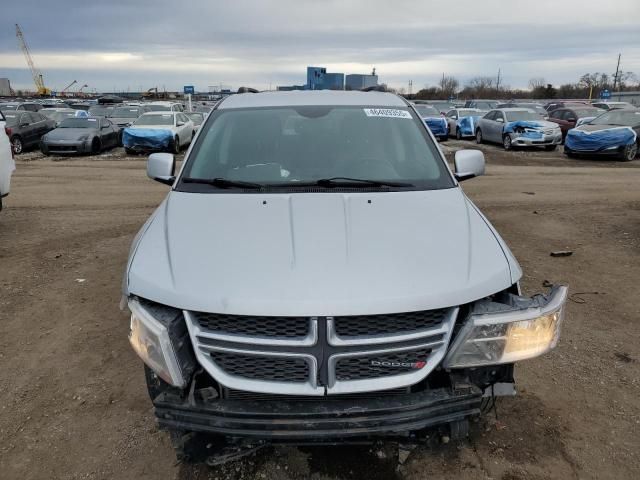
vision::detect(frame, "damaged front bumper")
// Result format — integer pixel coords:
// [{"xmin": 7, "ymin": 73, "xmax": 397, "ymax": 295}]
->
[
  {"xmin": 153, "ymin": 383, "xmax": 482, "ymax": 440},
  {"xmin": 509, "ymin": 132, "xmax": 562, "ymax": 147}
]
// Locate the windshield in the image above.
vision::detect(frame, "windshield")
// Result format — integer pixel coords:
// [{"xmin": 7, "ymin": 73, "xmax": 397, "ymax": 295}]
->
[
  {"xmin": 414, "ymin": 105, "xmax": 440, "ymax": 116},
  {"xmin": 134, "ymin": 113, "xmax": 174, "ymax": 126},
  {"xmin": 48, "ymin": 111, "xmax": 76, "ymax": 122},
  {"xmin": 180, "ymin": 106, "xmax": 453, "ymax": 190},
  {"xmin": 0, "ymin": 104, "xmax": 19, "ymax": 111},
  {"xmin": 186, "ymin": 113, "xmax": 204, "ymax": 125},
  {"xmin": 59, "ymin": 118, "xmax": 99, "ymax": 128},
  {"xmin": 590, "ymin": 110, "xmax": 640, "ymax": 127},
  {"xmin": 573, "ymin": 108, "xmax": 602, "ymax": 117},
  {"xmin": 514, "ymin": 104, "xmax": 547, "ymax": 115},
  {"xmin": 458, "ymin": 109, "xmax": 480, "ymax": 117},
  {"xmin": 504, "ymin": 110, "xmax": 543, "ymax": 122},
  {"xmin": 112, "ymin": 107, "xmax": 142, "ymax": 118},
  {"xmin": 147, "ymin": 104, "xmax": 171, "ymax": 111}
]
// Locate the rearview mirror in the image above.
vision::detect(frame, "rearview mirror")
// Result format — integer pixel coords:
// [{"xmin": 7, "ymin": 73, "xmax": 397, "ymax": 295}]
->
[
  {"xmin": 454, "ymin": 150, "xmax": 485, "ymax": 182},
  {"xmin": 147, "ymin": 153, "xmax": 176, "ymax": 185}
]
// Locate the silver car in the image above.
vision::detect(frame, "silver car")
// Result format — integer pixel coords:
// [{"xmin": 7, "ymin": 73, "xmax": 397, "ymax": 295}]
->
[
  {"xmin": 445, "ymin": 108, "xmax": 486, "ymax": 139},
  {"xmin": 475, "ymin": 108, "xmax": 562, "ymax": 151}
]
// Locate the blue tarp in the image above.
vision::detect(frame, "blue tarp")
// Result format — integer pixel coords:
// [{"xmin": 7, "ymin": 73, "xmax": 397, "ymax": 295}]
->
[
  {"xmin": 457, "ymin": 115, "xmax": 482, "ymax": 136},
  {"xmin": 503, "ymin": 121, "xmax": 545, "ymax": 139},
  {"xmin": 122, "ymin": 128, "xmax": 173, "ymax": 149},
  {"xmin": 565, "ymin": 126, "xmax": 636, "ymax": 152},
  {"xmin": 424, "ymin": 117, "xmax": 448, "ymax": 137}
]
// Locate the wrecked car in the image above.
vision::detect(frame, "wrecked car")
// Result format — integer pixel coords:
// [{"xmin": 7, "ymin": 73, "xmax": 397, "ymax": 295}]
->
[
  {"xmin": 412, "ymin": 104, "xmax": 449, "ymax": 141},
  {"xmin": 123, "ymin": 90, "xmax": 568, "ymax": 464},
  {"xmin": 445, "ymin": 108, "xmax": 486, "ymax": 140},
  {"xmin": 564, "ymin": 109, "xmax": 640, "ymax": 161},
  {"xmin": 475, "ymin": 108, "xmax": 562, "ymax": 151}
]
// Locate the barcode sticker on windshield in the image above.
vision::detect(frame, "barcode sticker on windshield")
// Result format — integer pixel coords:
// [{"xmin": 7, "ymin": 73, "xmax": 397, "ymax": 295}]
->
[{"xmin": 363, "ymin": 108, "xmax": 412, "ymax": 119}]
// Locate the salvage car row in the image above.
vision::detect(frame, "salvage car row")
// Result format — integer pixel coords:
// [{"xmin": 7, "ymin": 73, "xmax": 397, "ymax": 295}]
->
[
  {"xmin": 0, "ymin": 100, "xmax": 212, "ymax": 156},
  {"xmin": 413, "ymin": 100, "xmax": 640, "ymax": 161}
]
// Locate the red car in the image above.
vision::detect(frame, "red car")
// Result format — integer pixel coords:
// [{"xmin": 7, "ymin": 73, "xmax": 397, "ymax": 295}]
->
[{"xmin": 547, "ymin": 106, "xmax": 605, "ymax": 140}]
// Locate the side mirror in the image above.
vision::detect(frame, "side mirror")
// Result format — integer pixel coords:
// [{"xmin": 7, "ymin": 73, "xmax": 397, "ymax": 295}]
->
[
  {"xmin": 496, "ymin": 117, "xmax": 504, "ymax": 123},
  {"xmin": 147, "ymin": 153, "xmax": 176, "ymax": 185},
  {"xmin": 454, "ymin": 150, "xmax": 485, "ymax": 182},
  {"xmin": 177, "ymin": 121, "xmax": 185, "ymax": 126}
]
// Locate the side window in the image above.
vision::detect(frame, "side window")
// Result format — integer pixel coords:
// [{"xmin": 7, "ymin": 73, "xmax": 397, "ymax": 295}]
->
[
  {"xmin": 549, "ymin": 109, "xmax": 563, "ymax": 119},
  {"xmin": 446, "ymin": 110, "xmax": 456, "ymax": 118},
  {"xmin": 495, "ymin": 111, "xmax": 505, "ymax": 122},
  {"xmin": 484, "ymin": 111, "xmax": 495, "ymax": 121},
  {"xmin": 22, "ymin": 113, "xmax": 35, "ymax": 124},
  {"xmin": 562, "ymin": 110, "xmax": 576, "ymax": 121}
]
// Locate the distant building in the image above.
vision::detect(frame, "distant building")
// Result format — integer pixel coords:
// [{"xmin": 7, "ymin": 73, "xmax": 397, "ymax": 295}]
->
[
  {"xmin": 306, "ymin": 66, "xmax": 344, "ymax": 90},
  {"xmin": 0, "ymin": 78, "xmax": 11, "ymax": 96},
  {"xmin": 345, "ymin": 74, "xmax": 378, "ymax": 90}
]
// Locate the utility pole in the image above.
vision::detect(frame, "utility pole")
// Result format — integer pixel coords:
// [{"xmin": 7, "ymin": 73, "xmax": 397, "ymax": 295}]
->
[
  {"xmin": 408, "ymin": 80, "xmax": 413, "ymax": 96},
  {"xmin": 612, "ymin": 53, "xmax": 621, "ymax": 92},
  {"xmin": 496, "ymin": 68, "xmax": 501, "ymax": 96}
]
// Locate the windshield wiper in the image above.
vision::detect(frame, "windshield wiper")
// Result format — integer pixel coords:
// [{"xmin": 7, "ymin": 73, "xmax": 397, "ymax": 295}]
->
[
  {"xmin": 182, "ymin": 177, "xmax": 264, "ymax": 189},
  {"xmin": 313, "ymin": 177, "xmax": 414, "ymax": 188}
]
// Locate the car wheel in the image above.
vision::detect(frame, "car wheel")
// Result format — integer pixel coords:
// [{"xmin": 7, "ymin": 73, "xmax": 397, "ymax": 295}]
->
[
  {"xmin": 124, "ymin": 147, "xmax": 136, "ymax": 155},
  {"xmin": 91, "ymin": 137, "xmax": 101, "ymax": 154},
  {"xmin": 475, "ymin": 129, "xmax": 483, "ymax": 144},
  {"xmin": 503, "ymin": 134, "xmax": 512, "ymax": 151},
  {"xmin": 40, "ymin": 142, "xmax": 49, "ymax": 156},
  {"xmin": 171, "ymin": 135, "xmax": 180, "ymax": 154},
  {"xmin": 440, "ymin": 135, "xmax": 448, "ymax": 142},
  {"xmin": 456, "ymin": 128, "xmax": 462, "ymax": 140},
  {"xmin": 10, "ymin": 136, "xmax": 23, "ymax": 154},
  {"xmin": 620, "ymin": 142, "xmax": 638, "ymax": 162}
]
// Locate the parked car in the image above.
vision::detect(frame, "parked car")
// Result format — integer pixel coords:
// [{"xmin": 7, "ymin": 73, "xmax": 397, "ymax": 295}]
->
[
  {"xmin": 564, "ymin": 109, "xmax": 640, "ymax": 161},
  {"xmin": 543, "ymin": 101, "xmax": 589, "ymax": 112},
  {"xmin": 496, "ymin": 102, "xmax": 548, "ymax": 118},
  {"xmin": 3, "ymin": 111, "xmax": 56, "ymax": 154},
  {"xmin": 109, "ymin": 105, "xmax": 152, "ymax": 129},
  {"xmin": 415, "ymin": 100, "xmax": 457, "ymax": 114},
  {"xmin": 40, "ymin": 108, "xmax": 88, "ymax": 126},
  {"xmin": 0, "ymin": 102, "xmax": 43, "ymax": 112},
  {"xmin": 123, "ymin": 112, "xmax": 194, "ymax": 154},
  {"xmin": 68, "ymin": 103, "xmax": 91, "ymax": 111},
  {"xmin": 475, "ymin": 108, "xmax": 562, "ymax": 150},
  {"xmin": 185, "ymin": 112, "xmax": 206, "ymax": 132},
  {"xmin": 0, "ymin": 110, "xmax": 15, "ymax": 212},
  {"xmin": 591, "ymin": 101, "xmax": 635, "ymax": 111},
  {"xmin": 413, "ymin": 104, "xmax": 448, "ymax": 141},
  {"xmin": 547, "ymin": 106, "xmax": 605, "ymax": 140},
  {"xmin": 123, "ymin": 90, "xmax": 568, "ymax": 463},
  {"xmin": 146, "ymin": 101, "xmax": 184, "ymax": 112},
  {"xmin": 464, "ymin": 99, "xmax": 498, "ymax": 110},
  {"xmin": 88, "ymin": 105, "xmax": 116, "ymax": 119},
  {"xmin": 40, "ymin": 117, "xmax": 121, "ymax": 155},
  {"xmin": 445, "ymin": 108, "xmax": 486, "ymax": 139}
]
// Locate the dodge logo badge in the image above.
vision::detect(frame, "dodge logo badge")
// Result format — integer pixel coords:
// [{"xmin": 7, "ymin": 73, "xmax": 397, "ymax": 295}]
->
[{"xmin": 370, "ymin": 360, "xmax": 426, "ymax": 369}]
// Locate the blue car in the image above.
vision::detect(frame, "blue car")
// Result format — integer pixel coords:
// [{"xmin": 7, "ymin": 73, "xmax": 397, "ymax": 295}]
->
[{"xmin": 413, "ymin": 104, "xmax": 448, "ymax": 141}]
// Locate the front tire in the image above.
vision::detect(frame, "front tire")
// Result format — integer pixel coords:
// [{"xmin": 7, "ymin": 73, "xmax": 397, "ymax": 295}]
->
[
  {"xmin": 40, "ymin": 142, "xmax": 50, "ymax": 156},
  {"xmin": 91, "ymin": 137, "xmax": 101, "ymax": 155},
  {"xmin": 10, "ymin": 136, "xmax": 23, "ymax": 154},
  {"xmin": 456, "ymin": 128, "xmax": 462, "ymax": 140},
  {"xmin": 171, "ymin": 135, "xmax": 180, "ymax": 154},
  {"xmin": 503, "ymin": 134, "xmax": 512, "ymax": 151},
  {"xmin": 475, "ymin": 129, "xmax": 483, "ymax": 144},
  {"xmin": 620, "ymin": 142, "xmax": 638, "ymax": 162}
]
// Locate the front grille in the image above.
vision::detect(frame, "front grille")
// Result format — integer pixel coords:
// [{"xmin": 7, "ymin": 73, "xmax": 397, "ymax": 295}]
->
[
  {"xmin": 335, "ymin": 348, "xmax": 432, "ymax": 381},
  {"xmin": 194, "ymin": 312, "xmax": 309, "ymax": 338},
  {"xmin": 210, "ymin": 351, "xmax": 309, "ymax": 382},
  {"xmin": 334, "ymin": 309, "xmax": 447, "ymax": 337},
  {"xmin": 186, "ymin": 308, "xmax": 456, "ymax": 395}
]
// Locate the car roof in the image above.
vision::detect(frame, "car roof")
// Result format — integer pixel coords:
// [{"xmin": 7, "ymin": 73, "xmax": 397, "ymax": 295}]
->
[
  {"xmin": 495, "ymin": 107, "xmax": 536, "ymax": 112},
  {"xmin": 219, "ymin": 91, "xmax": 406, "ymax": 109},
  {"xmin": 140, "ymin": 111, "xmax": 178, "ymax": 115}
]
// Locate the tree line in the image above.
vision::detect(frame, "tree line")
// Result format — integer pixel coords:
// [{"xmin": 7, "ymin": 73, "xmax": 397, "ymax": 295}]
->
[{"xmin": 400, "ymin": 72, "xmax": 639, "ymax": 100}]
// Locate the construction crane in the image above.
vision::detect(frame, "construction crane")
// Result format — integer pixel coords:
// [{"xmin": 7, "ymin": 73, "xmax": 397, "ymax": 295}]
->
[
  {"xmin": 61, "ymin": 80, "xmax": 77, "ymax": 96},
  {"xmin": 15, "ymin": 23, "xmax": 50, "ymax": 96},
  {"xmin": 77, "ymin": 84, "xmax": 88, "ymax": 97}
]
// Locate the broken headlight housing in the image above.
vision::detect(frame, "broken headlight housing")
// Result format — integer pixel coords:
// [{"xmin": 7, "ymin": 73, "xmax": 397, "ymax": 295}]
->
[
  {"xmin": 128, "ymin": 297, "xmax": 195, "ymax": 388},
  {"xmin": 444, "ymin": 286, "xmax": 568, "ymax": 368}
]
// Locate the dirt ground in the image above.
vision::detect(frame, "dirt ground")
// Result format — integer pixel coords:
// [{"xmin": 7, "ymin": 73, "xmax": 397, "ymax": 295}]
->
[{"xmin": 0, "ymin": 141, "xmax": 639, "ymax": 480}]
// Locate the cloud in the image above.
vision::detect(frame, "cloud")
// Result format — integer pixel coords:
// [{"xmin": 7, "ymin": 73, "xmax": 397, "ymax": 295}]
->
[{"xmin": 1, "ymin": 0, "xmax": 638, "ymax": 91}]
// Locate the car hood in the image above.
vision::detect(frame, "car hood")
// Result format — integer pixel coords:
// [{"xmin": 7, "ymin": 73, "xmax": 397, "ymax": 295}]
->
[
  {"xmin": 129, "ymin": 124, "xmax": 175, "ymax": 131},
  {"xmin": 110, "ymin": 117, "xmax": 136, "ymax": 125},
  {"xmin": 45, "ymin": 128, "xmax": 97, "ymax": 141},
  {"xmin": 127, "ymin": 188, "xmax": 520, "ymax": 316},
  {"xmin": 574, "ymin": 123, "xmax": 636, "ymax": 133}
]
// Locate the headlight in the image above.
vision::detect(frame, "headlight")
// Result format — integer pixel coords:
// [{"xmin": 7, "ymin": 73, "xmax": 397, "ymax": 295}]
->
[
  {"xmin": 79, "ymin": 134, "xmax": 90, "ymax": 141},
  {"xmin": 128, "ymin": 298, "xmax": 186, "ymax": 387},
  {"xmin": 444, "ymin": 286, "xmax": 567, "ymax": 368}
]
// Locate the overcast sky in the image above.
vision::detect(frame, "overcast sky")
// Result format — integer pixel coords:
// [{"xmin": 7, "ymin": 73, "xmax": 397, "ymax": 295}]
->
[{"xmin": 1, "ymin": 0, "xmax": 639, "ymax": 93}]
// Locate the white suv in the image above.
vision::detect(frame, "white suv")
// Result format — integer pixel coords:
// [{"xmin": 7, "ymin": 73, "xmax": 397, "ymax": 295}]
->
[
  {"xmin": 123, "ymin": 91, "xmax": 568, "ymax": 463},
  {"xmin": 0, "ymin": 111, "xmax": 16, "ymax": 211}
]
